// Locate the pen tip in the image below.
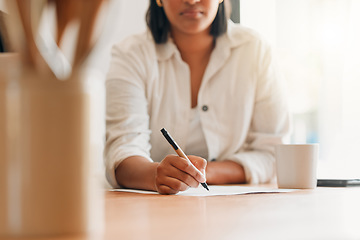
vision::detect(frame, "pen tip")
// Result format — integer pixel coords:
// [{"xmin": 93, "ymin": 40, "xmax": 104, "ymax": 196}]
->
[{"xmin": 201, "ymin": 183, "xmax": 209, "ymax": 191}]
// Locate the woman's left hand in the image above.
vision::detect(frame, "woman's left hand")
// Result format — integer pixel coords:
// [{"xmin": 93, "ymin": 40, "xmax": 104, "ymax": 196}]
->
[{"xmin": 205, "ymin": 160, "xmax": 246, "ymax": 185}]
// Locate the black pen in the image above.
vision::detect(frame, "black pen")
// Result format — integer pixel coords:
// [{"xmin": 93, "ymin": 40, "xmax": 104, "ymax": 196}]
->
[{"xmin": 161, "ymin": 128, "xmax": 209, "ymax": 191}]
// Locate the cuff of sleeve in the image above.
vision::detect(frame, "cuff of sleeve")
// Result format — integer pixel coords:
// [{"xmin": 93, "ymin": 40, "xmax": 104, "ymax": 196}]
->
[{"xmin": 226, "ymin": 151, "xmax": 275, "ymax": 184}]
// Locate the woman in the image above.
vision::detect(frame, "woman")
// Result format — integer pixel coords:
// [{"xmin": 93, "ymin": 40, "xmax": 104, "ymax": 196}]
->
[{"xmin": 105, "ymin": 0, "xmax": 290, "ymax": 194}]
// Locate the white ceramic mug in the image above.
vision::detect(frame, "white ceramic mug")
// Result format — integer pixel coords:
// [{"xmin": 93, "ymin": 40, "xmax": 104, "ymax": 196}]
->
[{"xmin": 275, "ymin": 144, "xmax": 319, "ymax": 189}]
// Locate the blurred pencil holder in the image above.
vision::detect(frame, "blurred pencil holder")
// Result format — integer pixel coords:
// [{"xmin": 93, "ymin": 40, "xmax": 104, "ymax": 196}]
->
[
  {"xmin": 0, "ymin": 0, "xmax": 108, "ymax": 238},
  {"xmin": 0, "ymin": 53, "xmax": 21, "ymax": 236},
  {"xmin": 1, "ymin": 66, "xmax": 103, "ymax": 237}
]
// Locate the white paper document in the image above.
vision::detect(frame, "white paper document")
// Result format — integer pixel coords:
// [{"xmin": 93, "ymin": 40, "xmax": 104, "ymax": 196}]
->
[{"xmin": 110, "ymin": 185, "xmax": 296, "ymax": 196}]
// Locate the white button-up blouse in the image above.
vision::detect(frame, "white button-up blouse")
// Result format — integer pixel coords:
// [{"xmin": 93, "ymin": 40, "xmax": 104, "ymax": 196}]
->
[{"xmin": 105, "ymin": 21, "xmax": 291, "ymax": 188}]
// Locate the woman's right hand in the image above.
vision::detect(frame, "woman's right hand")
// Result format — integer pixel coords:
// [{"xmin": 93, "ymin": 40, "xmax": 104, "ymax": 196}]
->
[{"xmin": 155, "ymin": 154, "xmax": 207, "ymax": 195}]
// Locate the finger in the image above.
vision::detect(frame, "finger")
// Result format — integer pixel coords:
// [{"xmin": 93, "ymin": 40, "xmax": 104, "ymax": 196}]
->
[
  {"xmin": 157, "ymin": 156, "xmax": 199, "ymax": 188},
  {"xmin": 163, "ymin": 166, "xmax": 200, "ymax": 188},
  {"xmin": 157, "ymin": 185, "xmax": 177, "ymax": 195},
  {"xmin": 170, "ymin": 157, "xmax": 206, "ymax": 183},
  {"xmin": 188, "ymin": 155, "xmax": 207, "ymax": 174},
  {"xmin": 156, "ymin": 176, "xmax": 189, "ymax": 194}
]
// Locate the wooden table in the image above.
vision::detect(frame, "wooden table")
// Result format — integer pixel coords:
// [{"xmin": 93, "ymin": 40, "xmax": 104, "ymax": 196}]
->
[
  {"xmin": 5, "ymin": 184, "xmax": 360, "ymax": 240},
  {"xmin": 104, "ymin": 184, "xmax": 360, "ymax": 240}
]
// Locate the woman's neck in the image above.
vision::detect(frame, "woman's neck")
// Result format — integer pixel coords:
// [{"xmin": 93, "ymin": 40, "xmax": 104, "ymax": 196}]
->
[{"xmin": 171, "ymin": 30, "xmax": 215, "ymax": 58}]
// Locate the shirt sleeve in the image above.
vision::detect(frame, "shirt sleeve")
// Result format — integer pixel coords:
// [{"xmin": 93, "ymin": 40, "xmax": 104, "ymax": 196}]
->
[
  {"xmin": 227, "ymin": 39, "xmax": 291, "ymax": 184},
  {"xmin": 104, "ymin": 42, "xmax": 153, "ymax": 188}
]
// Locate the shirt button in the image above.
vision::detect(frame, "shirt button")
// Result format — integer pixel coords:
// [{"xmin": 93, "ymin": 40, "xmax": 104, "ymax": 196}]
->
[{"xmin": 202, "ymin": 105, "xmax": 208, "ymax": 112}]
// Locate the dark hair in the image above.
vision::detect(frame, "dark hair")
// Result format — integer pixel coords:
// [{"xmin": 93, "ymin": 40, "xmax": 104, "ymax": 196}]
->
[{"xmin": 146, "ymin": 1, "xmax": 227, "ymax": 44}]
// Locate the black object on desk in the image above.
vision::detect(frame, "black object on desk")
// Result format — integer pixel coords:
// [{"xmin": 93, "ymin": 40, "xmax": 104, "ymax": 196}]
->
[{"xmin": 317, "ymin": 179, "xmax": 360, "ymax": 187}]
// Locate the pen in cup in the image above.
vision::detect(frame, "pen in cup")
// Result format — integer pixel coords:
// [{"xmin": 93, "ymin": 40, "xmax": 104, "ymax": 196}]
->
[{"xmin": 160, "ymin": 128, "xmax": 209, "ymax": 191}]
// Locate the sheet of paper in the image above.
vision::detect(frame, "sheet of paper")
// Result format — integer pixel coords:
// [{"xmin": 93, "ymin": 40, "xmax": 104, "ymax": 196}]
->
[{"xmin": 109, "ymin": 185, "xmax": 296, "ymax": 196}]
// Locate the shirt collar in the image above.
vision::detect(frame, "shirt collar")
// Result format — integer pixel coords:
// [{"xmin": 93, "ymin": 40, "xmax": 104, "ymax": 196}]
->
[
  {"xmin": 225, "ymin": 20, "xmax": 254, "ymax": 47},
  {"xmin": 155, "ymin": 36, "xmax": 179, "ymax": 61}
]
